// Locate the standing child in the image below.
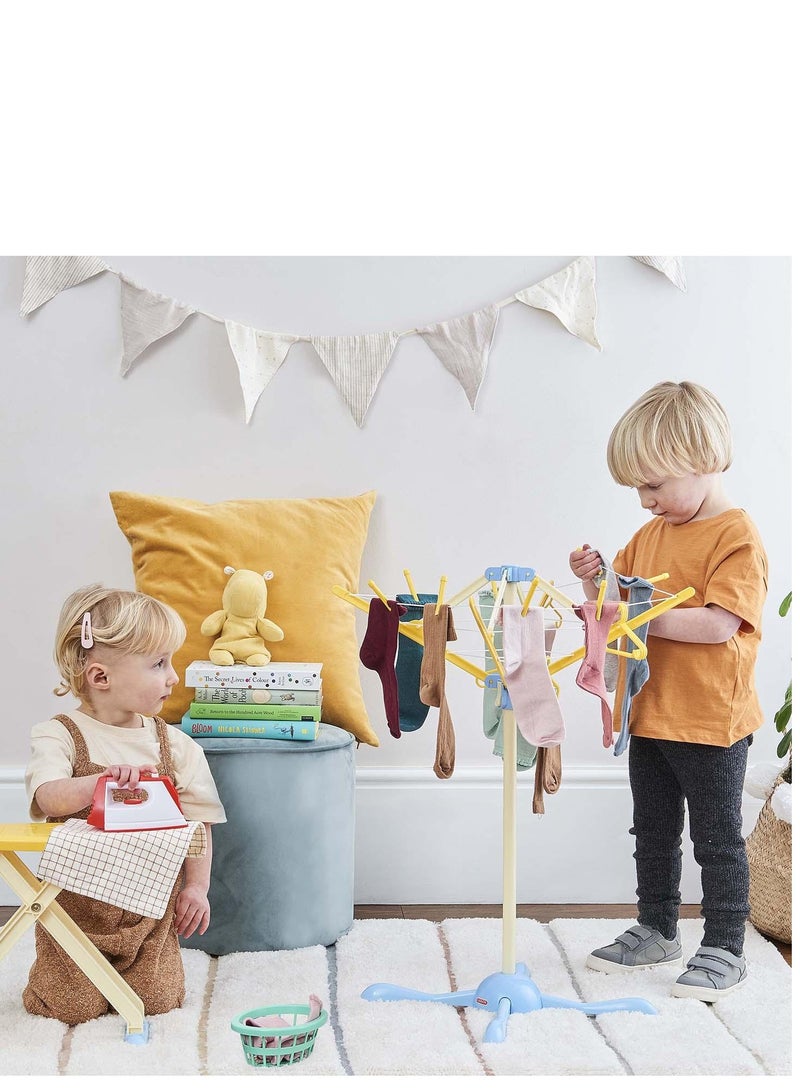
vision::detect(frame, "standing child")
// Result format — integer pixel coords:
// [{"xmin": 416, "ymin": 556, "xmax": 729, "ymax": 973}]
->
[
  {"xmin": 23, "ymin": 584, "xmax": 226, "ymax": 1025},
  {"xmin": 569, "ymin": 381, "xmax": 767, "ymax": 1001}
]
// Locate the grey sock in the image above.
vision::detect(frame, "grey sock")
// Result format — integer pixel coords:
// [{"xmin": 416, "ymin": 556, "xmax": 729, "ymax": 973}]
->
[{"xmin": 613, "ymin": 576, "xmax": 653, "ymax": 756}]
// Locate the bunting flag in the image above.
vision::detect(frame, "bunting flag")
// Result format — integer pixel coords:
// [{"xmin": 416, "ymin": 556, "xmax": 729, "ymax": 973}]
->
[
  {"xmin": 515, "ymin": 255, "xmax": 601, "ymax": 349},
  {"xmin": 19, "ymin": 256, "xmax": 686, "ymax": 425},
  {"xmin": 419, "ymin": 303, "xmax": 500, "ymax": 408},
  {"xmin": 632, "ymin": 256, "xmax": 687, "ymax": 292},
  {"xmin": 20, "ymin": 256, "xmax": 107, "ymax": 316},
  {"xmin": 225, "ymin": 322, "xmax": 298, "ymax": 423},
  {"xmin": 120, "ymin": 279, "xmax": 196, "ymax": 375},
  {"xmin": 311, "ymin": 332, "xmax": 400, "ymax": 426}
]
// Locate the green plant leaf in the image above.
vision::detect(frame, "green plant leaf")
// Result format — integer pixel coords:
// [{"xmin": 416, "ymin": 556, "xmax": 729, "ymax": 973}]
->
[
  {"xmin": 779, "ymin": 591, "xmax": 792, "ymax": 617},
  {"xmin": 777, "ymin": 731, "xmax": 792, "ymax": 758},
  {"xmin": 775, "ymin": 702, "xmax": 792, "ymax": 732}
]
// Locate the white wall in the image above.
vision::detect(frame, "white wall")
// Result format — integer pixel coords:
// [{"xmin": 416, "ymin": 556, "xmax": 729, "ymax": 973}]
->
[{"xmin": 0, "ymin": 256, "xmax": 790, "ymax": 902}]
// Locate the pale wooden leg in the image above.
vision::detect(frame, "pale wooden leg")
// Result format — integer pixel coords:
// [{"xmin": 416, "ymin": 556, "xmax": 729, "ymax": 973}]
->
[{"xmin": 0, "ymin": 850, "xmax": 145, "ymax": 1036}]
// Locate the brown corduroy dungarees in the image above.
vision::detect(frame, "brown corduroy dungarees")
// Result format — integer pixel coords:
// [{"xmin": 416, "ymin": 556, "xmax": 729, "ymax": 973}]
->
[{"xmin": 23, "ymin": 714, "xmax": 186, "ymax": 1025}]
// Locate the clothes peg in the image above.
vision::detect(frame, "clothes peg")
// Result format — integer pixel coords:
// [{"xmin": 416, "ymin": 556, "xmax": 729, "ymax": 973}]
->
[
  {"xmin": 435, "ymin": 576, "xmax": 447, "ymax": 616},
  {"xmin": 605, "ymin": 602, "xmax": 648, "ymax": 660},
  {"xmin": 367, "ymin": 580, "xmax": 391, "ymax": 610},
  {"xmin": 403, "ymin": 569, "xmax": 420, "ymax": 602},
  {"xmin": 647, "ymin": 572, "xmax": 670, "ymax": 584},
  {"xmin": 521, "ymin": 576, "xmax": 541, "ymax": 617},
  {"xmin": 468, "ymin": 596, "xmax": 505, "ymax": 682},
  {"xmin": 595, "ymin": 578, "xmax": 608, "ymax": 621}
]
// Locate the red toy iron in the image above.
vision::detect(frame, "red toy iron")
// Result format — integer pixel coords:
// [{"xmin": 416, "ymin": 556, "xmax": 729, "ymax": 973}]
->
[{"xmin": 87, "ymin": 774, "xmax": 188, "ymax": 832}]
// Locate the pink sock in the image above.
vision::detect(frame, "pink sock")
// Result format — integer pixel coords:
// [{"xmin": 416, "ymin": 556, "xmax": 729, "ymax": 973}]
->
[
  {"xmin": 502, "ymin": 606, "xmax": 565, "ymax": 747},
  {"xmin": 575, "ymin": 601, "xmax": 619, "ymax": 748},
  {"xmin": 359, "ymin": 598, "xmax": 408, "ymax": 737}
]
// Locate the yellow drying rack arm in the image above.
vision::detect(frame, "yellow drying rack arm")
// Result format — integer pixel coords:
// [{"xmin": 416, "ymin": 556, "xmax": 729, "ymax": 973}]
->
[{"xmin": 331, "ymin": 586, "xmax": 487, "ymax": 682}]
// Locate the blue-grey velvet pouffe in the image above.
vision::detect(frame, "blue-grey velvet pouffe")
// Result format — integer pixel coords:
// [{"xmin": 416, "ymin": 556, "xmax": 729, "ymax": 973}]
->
[{"xmin": 180, "ymin": 725, "xmax": 355, "ymax": 955}]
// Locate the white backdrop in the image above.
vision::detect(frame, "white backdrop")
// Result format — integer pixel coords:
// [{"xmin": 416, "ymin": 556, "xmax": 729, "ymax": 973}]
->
[{"xmin": 0, "ymin": 255, "xmax": 791, "ymax": 901}]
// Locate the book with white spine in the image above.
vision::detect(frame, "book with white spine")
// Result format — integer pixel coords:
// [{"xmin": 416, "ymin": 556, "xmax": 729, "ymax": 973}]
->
[{"xmin": 185, "ymin": 660, "xmax": 322, "ymax": 688}]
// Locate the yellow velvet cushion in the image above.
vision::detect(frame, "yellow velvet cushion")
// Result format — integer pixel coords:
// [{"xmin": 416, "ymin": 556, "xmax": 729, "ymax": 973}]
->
[{"xmin": 109, "ymin": 490, "xmax": 379, "ymax": 746}]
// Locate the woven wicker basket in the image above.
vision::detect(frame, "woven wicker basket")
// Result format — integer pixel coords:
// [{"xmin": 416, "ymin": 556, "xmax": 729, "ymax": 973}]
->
[{"xmin": 746, "ymin": 775, "xmax": 792, "ymax": 944}]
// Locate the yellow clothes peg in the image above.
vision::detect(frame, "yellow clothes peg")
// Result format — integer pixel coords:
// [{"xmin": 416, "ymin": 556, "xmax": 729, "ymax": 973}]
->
[
  {"xmin": 595, "ymin": 578, "xmax": 608, "ymax": 621},
  {"xmin": 520, "ymin": 576, "xmax": 541, "ymax": 617},
  {"xmin": 367, "ymin": 580, "xmax": 391, "ymax": 610},
  {"xmin": 605, "ymin": 602, "xmax": 648, "ymax": 660},
  {"xmin": 468, "ymin": 595, "xmax": 506, "ymax": 683},
  {"xmin": 435, "ymin": 575, "xmax": 447, "ymax": 616},
  {"xmin": 647, "ymin": 572, "xmax": 670, "ymax": 584},
  {"xmin": 403, "ymin": 569, "xmax": 420, "ymax": 602}
]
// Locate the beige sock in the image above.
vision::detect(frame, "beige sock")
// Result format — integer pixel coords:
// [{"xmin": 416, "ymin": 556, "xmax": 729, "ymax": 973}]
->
[
  {"xmin": 532, "ymin": 745, "xmax": 562, "ymax": 814},
  {"xmin": 420, "ymin": 603, "xmax": 458, "ymax": 779}
]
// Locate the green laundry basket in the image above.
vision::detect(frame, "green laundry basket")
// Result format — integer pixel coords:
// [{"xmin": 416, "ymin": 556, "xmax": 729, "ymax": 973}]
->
[{"xmin": 231, "ymin": 1003, "xmax": 328, "ymax": 1068}]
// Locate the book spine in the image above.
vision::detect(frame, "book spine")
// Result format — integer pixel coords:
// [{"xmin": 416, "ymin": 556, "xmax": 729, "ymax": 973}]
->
[
  {"xmin": 185, "ymin": 666, "xmax": 322, "ymax": 687},
  {"xmin": 188, "ymin": 702, "xmax": 322, "ymax": 721},
  {"xmin": 180, "ymin": 715, "xmax": 319, "ymax": 741},
  {"xmin": 193, "ymin": 687, "xmax": 321, "ymax": 705}
]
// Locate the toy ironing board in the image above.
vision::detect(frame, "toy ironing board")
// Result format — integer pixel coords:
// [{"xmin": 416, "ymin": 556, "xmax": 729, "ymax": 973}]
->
[
  {"xmin": 88, "ymin": 774, "xmax": 188, "ymax": 832},
  {"xmin": 334, "ymin": 564, "xmax": 695, "ymax": 1042}
]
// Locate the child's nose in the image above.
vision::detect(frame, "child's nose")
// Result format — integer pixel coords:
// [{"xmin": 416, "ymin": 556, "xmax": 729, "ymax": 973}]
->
[{"xmin": 167, "ymin": 665, "xmax": 179, "ymax": 685}]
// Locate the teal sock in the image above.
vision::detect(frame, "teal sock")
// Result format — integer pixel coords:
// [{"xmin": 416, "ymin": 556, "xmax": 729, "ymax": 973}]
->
[{"xmin": 395, "ymin": 593, "xmax": 438, "ymax": 731}]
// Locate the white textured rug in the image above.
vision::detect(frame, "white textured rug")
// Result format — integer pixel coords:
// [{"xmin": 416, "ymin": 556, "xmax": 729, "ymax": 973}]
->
[{"xmin": 0, "ymin": 918, "xmax": 790, "ymax": 1076}]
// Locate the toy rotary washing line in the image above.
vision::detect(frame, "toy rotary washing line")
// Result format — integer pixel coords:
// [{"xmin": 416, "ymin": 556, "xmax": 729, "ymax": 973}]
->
[{"xmin": 333, "ymin": 564, "xmax": 695, "ymax": 1043}]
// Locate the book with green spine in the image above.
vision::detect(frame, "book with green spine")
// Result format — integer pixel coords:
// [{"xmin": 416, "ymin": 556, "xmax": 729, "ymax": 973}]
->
[{"xmin": 188, "ymin": 702, "xmax": 321, "ymax": 721}]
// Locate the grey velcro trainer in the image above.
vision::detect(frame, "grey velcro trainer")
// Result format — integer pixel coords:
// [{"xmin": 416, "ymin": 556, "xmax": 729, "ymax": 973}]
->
[{"xmin": 586, "ymin": 924, "xmax": 683, "ymax": 974}]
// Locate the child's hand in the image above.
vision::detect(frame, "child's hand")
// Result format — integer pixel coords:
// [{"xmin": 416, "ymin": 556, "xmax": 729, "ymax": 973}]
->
[
  {"xmin": 175, "ymin": 882, "xmax": 211, "ymax": 938},
  {"xmin": 570, "ymin": 543, "xmax": 602, "ymax": 582},
  {"xmin": 99, "ymin": 764, "xmax": 159, "ymax": 789}
]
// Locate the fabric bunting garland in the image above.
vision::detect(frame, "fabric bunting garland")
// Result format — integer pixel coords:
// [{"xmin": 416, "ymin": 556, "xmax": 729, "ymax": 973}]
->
[
  {"xmin": 225, "ymin": 322, "xmax": 299, "ymax": 423},
  {"xmin": 632, "ymin": 256, "xmax": 687, "ymax": 292},
  {"xmin": 20, "ymin": 256, "xmax": 107, "ymax": 316},
  {"xmin": 311, "ymin": 332, "xmax": 400, "ymax": 427},
  {"xmin": 515, "ymin": 254, "xmax": 601, "ymax": 349},
  {"xmin": 419, "ymin": 303, "xmax": 500, "ymax": 408},
  {"xmin": 120, "ymin": 279, "xmax": 196, "ymax": 375},
  {"xmin": 19, "ymin": 255, "xmax": 685, "ymax": 426}
]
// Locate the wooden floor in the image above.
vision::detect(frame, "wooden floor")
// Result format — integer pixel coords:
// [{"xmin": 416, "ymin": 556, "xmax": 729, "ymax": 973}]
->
[{"xmin": 2, "ymin": 904, "xmax": 790, "ymax": 966}]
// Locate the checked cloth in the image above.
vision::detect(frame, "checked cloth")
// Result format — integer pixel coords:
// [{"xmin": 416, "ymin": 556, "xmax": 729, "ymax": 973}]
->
[{"xmin": 37, "ymin": 817, "xmax": 206, "ymax": 919}]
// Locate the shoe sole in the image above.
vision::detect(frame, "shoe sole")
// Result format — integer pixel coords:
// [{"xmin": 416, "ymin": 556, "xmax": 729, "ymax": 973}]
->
[
  {"xmin": 670, "ymin": 975, "xmax": 747, "ymax": 1002},
  {"xmin": 586, "ymin": 952, "xmax": 684, "ymax": 974}
]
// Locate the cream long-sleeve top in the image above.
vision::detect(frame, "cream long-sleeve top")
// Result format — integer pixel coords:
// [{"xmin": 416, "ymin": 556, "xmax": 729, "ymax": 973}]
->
[{"xmin": 26, "ymin": 708, "xmax": 227, "ymax": 824}]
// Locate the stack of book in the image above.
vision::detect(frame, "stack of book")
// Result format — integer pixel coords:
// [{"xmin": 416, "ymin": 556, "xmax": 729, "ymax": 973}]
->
[{"xmin": 179, "ymin": 661, "xmax": 323, "ymax": 741}]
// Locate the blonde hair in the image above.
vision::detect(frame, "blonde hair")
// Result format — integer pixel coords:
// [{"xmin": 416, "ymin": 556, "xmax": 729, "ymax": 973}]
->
[
  {"xmin": 607, "ymin": 381, "xmax": 732, "ymax": 487},
  {"xmin": 54, "ymin": 584, "xmax": 186, "ymax": 699}
]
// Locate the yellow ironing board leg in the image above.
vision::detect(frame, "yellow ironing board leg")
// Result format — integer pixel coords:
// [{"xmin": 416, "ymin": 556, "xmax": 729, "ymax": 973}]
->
[{"xmin": 0, "ymin": 828, "xmax": 146, "ymax": 1037}]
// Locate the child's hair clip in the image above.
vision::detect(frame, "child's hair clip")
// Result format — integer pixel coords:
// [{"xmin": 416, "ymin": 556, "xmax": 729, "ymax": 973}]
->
[{"xmin": 80, "ymin": 611, "xmax": 94, "ymax": 649}]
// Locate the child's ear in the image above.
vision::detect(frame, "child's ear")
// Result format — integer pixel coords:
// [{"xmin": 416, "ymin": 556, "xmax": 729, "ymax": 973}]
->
[{"xmin": 84, "ymin": 661, "xmax": 111, "ymax": 691}]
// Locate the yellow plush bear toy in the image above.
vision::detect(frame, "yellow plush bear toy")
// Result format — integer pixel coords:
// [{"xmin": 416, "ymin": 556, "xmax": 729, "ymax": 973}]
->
[{"xmin": 201, "ymin": 566, "xmax": 284, "ymax": 666}]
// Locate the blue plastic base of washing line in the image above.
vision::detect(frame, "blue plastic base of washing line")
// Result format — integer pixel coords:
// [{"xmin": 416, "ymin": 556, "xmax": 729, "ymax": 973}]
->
[{"xmin": 362, "ymin": 963, "xmax": 656, "ymax": 1043}]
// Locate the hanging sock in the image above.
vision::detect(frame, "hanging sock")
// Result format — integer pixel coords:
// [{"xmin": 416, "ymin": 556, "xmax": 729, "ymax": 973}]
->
[
  {"xmin": 502, "ymin": 605, "xmax": 565, "ymax": 747},
  {"xmin": 532, "ymin": 745, "xmax": 562, "ymax": 814},
  {"xmin": 359, "ymin": 597, "xmax": 408, "ymax": 738},
  {"xmin": 395, "ymin": 593, "xmax": 438, "ymax": 731},
  {"xmin": 420, "ymin": 603, "xmax": 458, "ymax": 779},
  {"xmin": 480, "ymin": 592, "xmax": 540, "ymax": 770},
  {"xmin": 575, "ymin": 601, "xmax": 620, "ymax": 748},
  {"xmin": 613, "ymin": 576, "xmax": 654, "ymax": 756},
  {"xmin": 596, "ymin": 552, "xmax": 622, "ymax": 693}
]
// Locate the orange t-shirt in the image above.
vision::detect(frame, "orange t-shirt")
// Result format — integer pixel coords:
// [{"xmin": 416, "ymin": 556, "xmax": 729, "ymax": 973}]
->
[{"xmin": 612, "ymin": 508, "xmax": 768, "ymax": 747}]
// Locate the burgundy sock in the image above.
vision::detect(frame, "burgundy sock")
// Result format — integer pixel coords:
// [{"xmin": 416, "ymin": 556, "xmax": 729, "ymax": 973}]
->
[
  {"xmin": 575, "ymin": 601, "xmax": 619, "ymax": 748},
  {"xmin": 359, "ymin": 597, "xmax": 408, "ymax": 737}
]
